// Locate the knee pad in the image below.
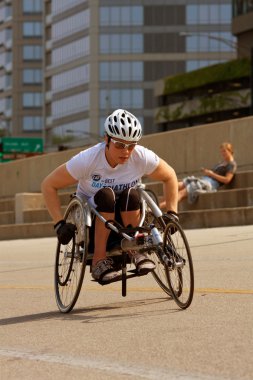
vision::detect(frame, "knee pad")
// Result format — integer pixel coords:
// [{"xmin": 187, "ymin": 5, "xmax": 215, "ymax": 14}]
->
[
  {"xmin": 93, "ymin": 188, "xmax": 115, "ymax": 213},
  {"xmin": 119, "ymin": 188, "xmax": 141, "ymax": 211}
]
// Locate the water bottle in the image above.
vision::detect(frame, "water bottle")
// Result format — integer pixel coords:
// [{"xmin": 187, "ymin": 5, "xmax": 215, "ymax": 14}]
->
[{"xmin": 151, "ymin": 226, "xmax": 163, "ymax": 245}]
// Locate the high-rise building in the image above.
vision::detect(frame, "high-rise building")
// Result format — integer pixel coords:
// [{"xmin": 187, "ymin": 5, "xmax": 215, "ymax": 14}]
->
[
  {"xmin": 44, "ymin": 0, "xmax": 235, "ymax": 148},
  {"xmin": 1, "ymin": 1, "xmax": 235, "ymax": 147},
  {"xmin": 0, "ymin": 0, "xmax": 43, "ymax": 138}
]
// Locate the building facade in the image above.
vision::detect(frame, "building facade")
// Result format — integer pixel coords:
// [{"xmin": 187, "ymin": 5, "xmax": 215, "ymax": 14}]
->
[
  {"xmin": 0, "ymin": 1, "xmax": 236, "ymax": 147},
  {"xmin": 0, "ymin": 0, "xmax": 43, "ymax": 138},
  {"xmin": 232, "ymin": 0, "xmax": 253, "ymax": 58},
  {"xmin": 44, "ymin": 0, "xmax": 235, "ymax": 148}
]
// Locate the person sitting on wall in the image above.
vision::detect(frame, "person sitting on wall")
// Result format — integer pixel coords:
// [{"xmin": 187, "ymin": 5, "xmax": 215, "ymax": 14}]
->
[{"xmin": 160, "ymin": 142, "xmax": 237, "ymax": 207}]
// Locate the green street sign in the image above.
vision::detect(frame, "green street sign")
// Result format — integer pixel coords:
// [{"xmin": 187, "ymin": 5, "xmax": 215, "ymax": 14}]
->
[{"xmin": 0, "ymin": 137, "xmax": 43, "ymax": 153}]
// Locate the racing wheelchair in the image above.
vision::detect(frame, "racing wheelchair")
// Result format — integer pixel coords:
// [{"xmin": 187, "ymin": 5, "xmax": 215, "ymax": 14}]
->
[{"xmin": 54, "ymin": 185, "xmax": 194, "ymax": 313}]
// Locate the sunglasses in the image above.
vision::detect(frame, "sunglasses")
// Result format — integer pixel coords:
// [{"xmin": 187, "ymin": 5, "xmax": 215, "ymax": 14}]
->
[{"xmin": 110, "ymin": 138, "xmax": 137, "ymax": 150}]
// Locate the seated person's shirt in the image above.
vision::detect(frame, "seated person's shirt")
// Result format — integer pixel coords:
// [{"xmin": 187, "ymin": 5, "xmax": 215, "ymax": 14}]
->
[{"xmin": 202, "ymin": 160, "xmax": 237, "ymax": 190}]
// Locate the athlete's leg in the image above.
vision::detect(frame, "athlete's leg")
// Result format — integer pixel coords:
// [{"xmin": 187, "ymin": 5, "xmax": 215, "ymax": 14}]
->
[{"xmin": 92, "ymin": 188, "xmax": 115, "ymax": 266}]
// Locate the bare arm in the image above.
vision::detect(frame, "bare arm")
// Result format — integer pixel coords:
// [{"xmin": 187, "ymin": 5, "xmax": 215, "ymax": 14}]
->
[
  {"xmin": 41, "ymin": 164, "xmax": 77, "ymax": 224},
  {"xmin": 148, "ymin": 158, "xmax": 178, "ymax": 213},
  {"xmin": 202, "ymin": 168, "xmax": 234, "ymax": 185}
]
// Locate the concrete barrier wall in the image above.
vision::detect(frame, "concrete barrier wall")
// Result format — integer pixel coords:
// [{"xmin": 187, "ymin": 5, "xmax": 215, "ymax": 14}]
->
[{"xmin": 0, "ymin": 116, "xmax": 253, "ymax": 197}]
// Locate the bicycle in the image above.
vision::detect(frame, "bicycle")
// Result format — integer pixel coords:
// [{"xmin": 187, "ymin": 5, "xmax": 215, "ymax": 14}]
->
[{"xmin": 54, "ymin": 185, "xmax": 194, "ymax": 313}]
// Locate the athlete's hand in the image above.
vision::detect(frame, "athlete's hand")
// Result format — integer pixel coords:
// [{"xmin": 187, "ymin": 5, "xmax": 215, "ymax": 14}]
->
[{"xmin": 54, "ymin": 220, "xmax": 76, "ymax": 245}]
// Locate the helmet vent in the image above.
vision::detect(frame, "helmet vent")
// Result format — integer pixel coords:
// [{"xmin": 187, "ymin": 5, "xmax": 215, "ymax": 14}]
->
[
  {"xmin": 115, "ymin": 126, "xmax": 120, "ymax": 135},
  {"xmin": 129, "ymin": 127, "xmax": 132, "ymax": 136},
  {"xmin": 120, "ymin": 117, "xmax": 125, "ymax": 125},
  {"xmin": 122, "ymin": 128, "xmax": 126, "ymax": 137}
]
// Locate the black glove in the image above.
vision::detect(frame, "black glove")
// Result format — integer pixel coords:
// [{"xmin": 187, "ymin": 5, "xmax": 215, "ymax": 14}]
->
[
  {"xmin": 54, "ymin": 220, "xmax": 76, "ymax": 245},
  {"xmin": 164, "ymin": 211, "xmax": 179, "ymax": 235}
]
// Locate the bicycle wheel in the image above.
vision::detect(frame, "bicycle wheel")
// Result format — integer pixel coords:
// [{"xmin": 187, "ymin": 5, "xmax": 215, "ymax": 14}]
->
[
  {"xmin": 54, "ymin": 197, "xmax": 89, "ymax": 313},
  {"xmin": 163, "ymin": 219, "xmax": 194, "ymax": 309}
]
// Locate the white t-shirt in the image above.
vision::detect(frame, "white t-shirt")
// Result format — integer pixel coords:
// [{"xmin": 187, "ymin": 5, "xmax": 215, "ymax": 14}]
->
[{"xmin": 66, "ymin": 142, "xmax": 159, "ymax": 198}]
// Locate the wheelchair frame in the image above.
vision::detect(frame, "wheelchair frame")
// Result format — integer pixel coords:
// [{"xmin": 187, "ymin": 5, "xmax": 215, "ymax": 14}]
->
[{"xmin": 54, "ymin": 185, "xmax": 194, "ymax": 313}]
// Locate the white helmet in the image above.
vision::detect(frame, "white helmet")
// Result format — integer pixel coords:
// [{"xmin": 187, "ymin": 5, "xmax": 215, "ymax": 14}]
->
[{"xmin": 104, "ymin": 109, "xmax": 142, "ymax": 141}]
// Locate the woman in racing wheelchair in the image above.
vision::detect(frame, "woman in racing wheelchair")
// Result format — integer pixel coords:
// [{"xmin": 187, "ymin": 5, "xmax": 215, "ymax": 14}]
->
[{"xmin": 41, "ymin": 109, "xmax": 178, "ymax": 283}]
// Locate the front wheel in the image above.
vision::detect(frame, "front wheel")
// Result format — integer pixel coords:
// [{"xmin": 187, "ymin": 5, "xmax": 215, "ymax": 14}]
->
[
  {"xmin": 163, "ymin": 219, "xmax": 194, "ymax": 309},
  {"xmin": 54, "ymin": 197, "xmax": 89, "ymax": 313}
]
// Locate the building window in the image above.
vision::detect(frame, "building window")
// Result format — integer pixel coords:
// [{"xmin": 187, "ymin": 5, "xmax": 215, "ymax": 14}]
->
[
  {"xmin": 0, "ymin": 5, "xmax": 12, "ymax": 22},
  {"xmin": 186, "ymin": 32, "xmax": 236, "ymax": 52},
  {"xmin": 23, "ymin": 69, "xmax": 42, "ymax": 84},
  {"xmin": 52, "ymin": 37, "xmax": 90, "ymax": 66},
  {"xmin": 5, "ymin": 74, "xmax": 12, "ymax": 88},
  {"xmin": 186, "ymin": 4, "xmax": 232, "ymax": 24},
  {"xmin": 23, "ymin": 93, "xmax": 42, "ymax": 107},
  {"xmin": 52, "ymin": 64, "xmax": 90, "ymax": 93},
  {"xmin": 23, "ymin": 22, "xmax": 42, "ymax": 37},
  {"xmin": 186, "ymin": 60, "xmax": 225, "ymax": 72},
  {"xmin": 52, "ymin": 0, "xmax": 85, "ymax": 15},
  {"xmin": 23, "ymin": 45, "xmax": 42, "ymax": 61},
  {"xmin": 23, "ymin": 0, "xmax": 42, "ymax": 13},
  {"xmin": 23, "ymin": 116, "xmax": 42, "ymax": 131},
  {"xmin": 100, "ymin": 89, "xmax": 143, "ymax": 109},
  {"xmin": 100, "ymin": 6, "xmax": 143, "ymax": 26},
  {"xmin": 52, "ymin": 92, "xmax": 90, "ymax": 119},
  {"xmin": 52, "ymin": 9, "xmax": 90, "ymax": 41},
  {"xmin": 100, "ymin": 34, "xmax": 143, "ymax": 54},
  {"xmin": 100, "ymin": 62, "xmax": 143, "ymax": 81}
]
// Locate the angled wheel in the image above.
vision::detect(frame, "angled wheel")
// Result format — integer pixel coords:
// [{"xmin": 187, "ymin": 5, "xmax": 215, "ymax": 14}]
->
[
  {"xmin": 142, "ymin": 191, "xmax": 172, "ymax": 296},
  {"xmin": 163, "ymin": 219, "xmax": 194, "ymax": 309},
  {"xmin": 54, "ymin": 197, "xmax": 89, "ymax": 313}
]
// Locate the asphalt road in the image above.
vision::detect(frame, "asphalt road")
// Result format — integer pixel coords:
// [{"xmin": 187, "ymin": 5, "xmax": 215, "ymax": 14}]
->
[{"xmin": 0, "ymin": 225, "xmax": 253, "ymax": 380}]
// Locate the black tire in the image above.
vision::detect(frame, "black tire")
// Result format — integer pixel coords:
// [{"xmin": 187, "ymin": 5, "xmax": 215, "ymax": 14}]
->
[
  {"xmin": 54, "ymin": 197, "xmax": 89, "ymax": 313},
  {"xmin": 163, "ymin": 219, "xmax": 194, "ymax": 309}
]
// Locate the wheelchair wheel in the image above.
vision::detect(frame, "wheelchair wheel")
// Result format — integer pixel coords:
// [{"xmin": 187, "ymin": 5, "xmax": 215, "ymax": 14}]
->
[
  {"xmin": 163, "ymin": 219, "xmax": 194, "ymax": 309},
  {"xmin": 54, "ymin": 197, "xmax": 89, "ymax": 313},
  {"xmin": 142, "ymin": 190, "xmax": 172, "ymax": 296},
  {"xmin": 148, "ymin": 220, "xmax": 173, "ymax": 297}
]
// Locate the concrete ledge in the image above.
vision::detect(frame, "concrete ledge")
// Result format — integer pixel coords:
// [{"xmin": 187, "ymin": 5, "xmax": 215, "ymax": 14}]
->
[
  {"xmin": 23, "ymin": 206, "xmax": 66, "ymax": 223},
  {"xmin": 0, "ymin": 211, "xmax": 15, "ymax": 225},
  {"xmin": 180, "ymin": 206, "xmax": 253, "ymax": 229},
  {"xmin": 15, "ymin": 193, "xmax": 45, "ymax": 224},
  {"xmin": 0, "ymin": 198, "xmax": 15, "ymax": 212},
  {"xmin": 179, "ymin": 187, "xmax": 253, "ymax": 211},
  {"xmin": 226, "ymin": 170, "xmax": 253, "ymax": 189},
  {"xmin": 0, "ymin": 222, "xmax": 54, "ymax": 240}
]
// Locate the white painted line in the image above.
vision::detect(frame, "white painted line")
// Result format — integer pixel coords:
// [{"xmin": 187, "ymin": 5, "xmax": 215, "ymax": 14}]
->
[{"xmin": 0, "ymin": 348, "xmax": 223, "ymax": 380}]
